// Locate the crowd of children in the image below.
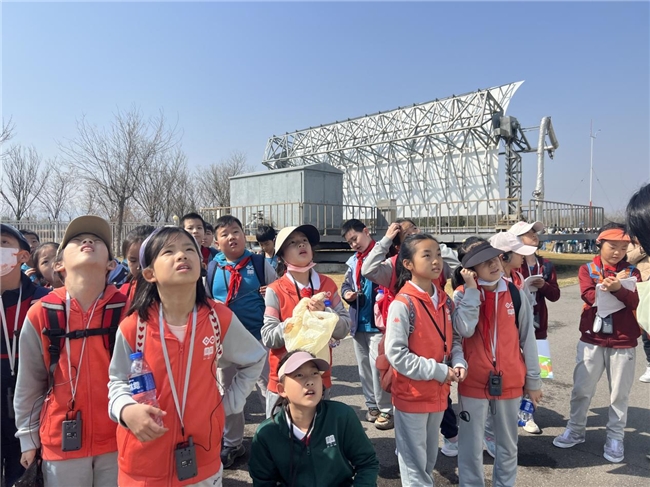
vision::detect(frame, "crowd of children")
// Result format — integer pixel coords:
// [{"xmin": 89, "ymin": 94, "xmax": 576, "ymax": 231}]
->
[{"xmin": 1, "ymin": 193, "xmax": 647, "ymax": 486}]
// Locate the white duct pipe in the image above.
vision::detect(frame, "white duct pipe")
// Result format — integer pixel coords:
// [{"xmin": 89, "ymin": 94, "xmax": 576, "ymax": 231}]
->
[{"xmin": 533, "ymin": 117, "xmax": 559, "ymax": 221}]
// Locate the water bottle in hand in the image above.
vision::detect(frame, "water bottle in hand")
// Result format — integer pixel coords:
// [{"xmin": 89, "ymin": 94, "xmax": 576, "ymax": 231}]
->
[
  {"xmin": 518, "ymin": 394, "xmax": 535, "ymax": 427},
  {"xmin": 129, "ymin": 352, "xmax": 164, "ymax": 427}
]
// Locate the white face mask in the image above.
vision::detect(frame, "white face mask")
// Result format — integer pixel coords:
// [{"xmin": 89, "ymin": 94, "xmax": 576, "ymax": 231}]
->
[
  {"xmin": 478, "ymin": 274, "xmax": 503, "ymax": 287},
  {"xmin": 0, "ymin": 247, "xmax": 19, "ymax": 277}
]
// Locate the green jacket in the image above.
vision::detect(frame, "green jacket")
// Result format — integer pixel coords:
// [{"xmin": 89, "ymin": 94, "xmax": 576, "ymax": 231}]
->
[{"xmin": 249, "ymin": 400, "xmax": 379, "ymax": 487}]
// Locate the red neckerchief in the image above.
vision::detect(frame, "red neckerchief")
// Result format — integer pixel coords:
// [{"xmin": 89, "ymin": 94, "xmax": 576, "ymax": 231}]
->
[
  {"xmin": 219, "ymin": 256, "xmax": 251, "ymax": 304},
  {"xmin": 480, "ymin": 290, "xmax": 496, "ymax": 356},
  {"xmin": 201, "ymin": 246, "xmax": 211, "ymax": 266},
  {"xmin": 355, "ymin": 240, "xmax": 376, "ymax": 290},
  {"xmin": 593, "ymin": 255, "xmax": 618, "ymax": 282}
]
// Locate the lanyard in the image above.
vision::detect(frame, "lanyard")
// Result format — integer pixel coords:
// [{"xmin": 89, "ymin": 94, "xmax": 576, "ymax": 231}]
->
[
  {"xmin": 490, "ymin": 292, "xmax": 499, "ymax": 367},
  {"xmin": 0, "ymin": 287, "xmax": 22, "ymax": 376},
  {"xmin": 292, "ymin": 273, "xmax": 314, "ymax": 299},
  {"xmin": 417, "ymin": 298, "xmax": 448, "ymax": 356},
  {"xmin": 159, "ymin": 305, "xmax": 197, "ymax": 437},
  {"xmin": 65, "ymin": 292, "xmax": 102, "ymax": 408}
]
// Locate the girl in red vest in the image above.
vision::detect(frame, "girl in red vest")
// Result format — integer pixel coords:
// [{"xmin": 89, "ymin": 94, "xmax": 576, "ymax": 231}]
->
[
  {"xmin": 261, "ymin": 224, "xmax": 351, "ymax": 419},
  {"xmin": 385, "ymin": 234, "xmax": 467, "ymax": 487},
  {"xmin": 108, "ymin": 226, "xmax": 266, "ymax": 486},
  {"xmin": 452, "ymin": 239, "xmax": 542, "ymax": 487},
  {"xmin": 118, "ymin": 225, "xmax": 156, "ymax": 304}
]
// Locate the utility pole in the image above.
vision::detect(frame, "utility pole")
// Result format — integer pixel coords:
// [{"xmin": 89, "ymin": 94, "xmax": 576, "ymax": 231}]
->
[{"xmin": 589, "ymin": 121, "xmax": 600, "ymax": 228}]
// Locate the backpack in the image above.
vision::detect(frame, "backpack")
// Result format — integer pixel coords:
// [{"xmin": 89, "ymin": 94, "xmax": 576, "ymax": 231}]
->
[
  {"xmin": 376, "ymin": 292, "xmax": 453, "ymax": 393},
  {"xmin": 41, "ymin": 292, "xmax": 127, "ymax": 392},
  {"xmin": 507, "ymin": 281, "xmax": 522, "ymax": 329},
  {"xmin": 205, "ymin": 253, "xmax": 267, "ymax": 299}
]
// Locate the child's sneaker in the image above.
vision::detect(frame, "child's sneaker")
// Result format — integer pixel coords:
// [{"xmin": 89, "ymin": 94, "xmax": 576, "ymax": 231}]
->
[
  {"xmin": 484, "ymin": 435, "xmax": 496, "ymax": 458},
  {"xmin": 522, "ymin": 418, "xmax": 542, "ymax": 434},
  {"xmin": 603, "ymin": 437, "xmax": 624, "ymax": 463},
  {"xmin": 441, "ymin": 436, "xmax": 459, "ymax": 457},
  {"xmin": 553, "ymin": 428, "xmax": 585, "ymax": 448},
  {"xmin": 639, "ymin": 366, "xmax": 650, "ymax": 383},
  {"xmin": 375, "ymin": 412, "xmax": 394, "ymax": 430},
  {"xmin": 365, "ymin": 408, "xmax": 380, "ymax": 423}
]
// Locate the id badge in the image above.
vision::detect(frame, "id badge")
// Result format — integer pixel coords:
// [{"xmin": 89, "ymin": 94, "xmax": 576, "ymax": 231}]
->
[
  {"xmin": 175, "ymin": 436, "xmax": 198, "ymax": 481},
  {"xmin": 488, "ymin": 371, "xmax": 502, "ymax": 397},
  {"xmin": 61, "ymin": 411, "xmax": 83, "ymax": 451}
]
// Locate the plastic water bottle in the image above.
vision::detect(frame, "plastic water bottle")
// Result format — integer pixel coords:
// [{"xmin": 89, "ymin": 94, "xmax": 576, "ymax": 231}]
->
[
  {"xmin": 518, "ymin": 394, "xmax": 535, "ymax": 426},
  {"xmin": 376, "ymin": 289, "xmax": 384, "ymax": 302},
  {"xmin": 324, "ymin": 300, "xmax": 341, "ymax": 348},
  {"xmin": 129, "ymin": 352, "xmax": 164, "ymax": 427}
]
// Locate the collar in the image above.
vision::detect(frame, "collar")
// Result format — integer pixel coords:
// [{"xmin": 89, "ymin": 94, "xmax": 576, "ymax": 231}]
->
[
  {"xmin": 409, "ymin": 281, "xmax": 439, "ymax": 308},
  {"xmin": 216, "ymin": 249, "xmax": 250, "ymax": 266},
  {"xmin": 286, "ymin": 270, "xmax": 321, "ymax": 290}
]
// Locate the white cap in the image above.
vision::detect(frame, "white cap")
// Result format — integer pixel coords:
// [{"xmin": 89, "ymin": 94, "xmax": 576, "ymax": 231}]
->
[
  {"xmin": 489, "ymin": 231, "xmax": 538, "ymax": 256},
  {"xmin": 508, "ymin": 221, "xmax": 544, "ymax": 236}
]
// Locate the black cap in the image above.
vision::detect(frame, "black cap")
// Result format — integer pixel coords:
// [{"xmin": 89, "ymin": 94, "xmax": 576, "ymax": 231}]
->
[
  {"xmin": 0, "ymin": 224, "xmax": 31, "ymax": 251},
  {"xmin": 460, "ymin": 241, "xmax": 503, "ymax": 268}
]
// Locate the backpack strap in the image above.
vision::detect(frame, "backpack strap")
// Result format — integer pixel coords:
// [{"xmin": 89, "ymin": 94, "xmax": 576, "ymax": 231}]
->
[
  {"xmin": 250, "ymin": 253, "xmax": 267, "ymax": 286},
  {"xmin": 506, "ymin": 281, "xmax": 521, "ymax": 329},
  {"xmin": 205, "ymin": 260, "xmax": 218, "ymax": 299},
  {"xmin": 102, "ymin": 293, "xmax": 127, "ymax": 356},
  {"xmin": 396, "ymin": 294, "xmax": 416, "ymax": 336},
  {"xmin": 40, "ymin": 298, "xmax": 65, "ymax": 393}
]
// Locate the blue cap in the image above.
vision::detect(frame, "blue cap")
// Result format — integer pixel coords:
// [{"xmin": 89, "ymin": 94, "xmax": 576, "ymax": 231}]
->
[{"xmin": 130, "ymin": 352, "xmax": 143, "ymax": 360}]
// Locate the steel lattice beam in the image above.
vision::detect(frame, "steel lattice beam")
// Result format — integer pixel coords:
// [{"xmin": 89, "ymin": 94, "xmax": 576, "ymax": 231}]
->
[{"xmin": 262, "ymin": 82, "xmax": 523, "ymax": 217}]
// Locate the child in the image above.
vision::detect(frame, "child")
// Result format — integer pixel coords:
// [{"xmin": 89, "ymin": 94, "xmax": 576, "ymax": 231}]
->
[
  {"xmin": 385, "ymin": 234, "xmax": 466, "ymax": 487},
  {"xmin": 553, "ymin": 223, "xmax": 640, "ymax": 463},
  {"xmin": 488, "ymin": 231, "xmax": 537, "ymax": 292},
  {"xmin": 341, "ymin": 219, "xmax": 393, "ymax": 430},
  {"xmin": 256, "ymin": 225, "xmax": 278, "ymax": 270},
  {"xmin": 181, "ymin": 212, "xmax": 218, "ymax": 267},
  {"xmin": 261, "ymin": 224, "xmax": 351, "ymax": 418},
  {"xmin": 249, "ymin": 350, "xmax": 379, "ymax": 486},
  {"xmin": 107, "ymin": 226, "xmax": 266, "ymax": 486},
  {"xmin": 203, "ymin": 222, "xmax": 215, "ymax": 248},
  {"xmin": 32, "ymin": 242, "xmax": 64, "ymax": 288},
  {"xmin": 452, "ymin": 239, "xmax": 542, "ymax": 487},
  {"xmin": 626, "ymin": 243, "xmax": 650, "ymax": 382},
  {"xmin": 508, "ymin": 221, "xmax": 561, "ymax": 343},
  {"xmin": 19, "ymin": 229, "xmax": 40, "ymax": 281},
  {"xmin": 14, "ymin": 216, "xmax": 128, "ymax": 486},
  {"xmin": 119, "ymin": 225, "xmax": 156, "ymax": 302},
  {"xmin": 208, "ymin": 216, "xmax": 277, "ymax": 469},
  {"xmin": 362, "ymin": 220, "xmax": 462, "ymax": 456},
  {"xmin": 1, "ymin": 225, "xmax": 50, "ymax": 487}
]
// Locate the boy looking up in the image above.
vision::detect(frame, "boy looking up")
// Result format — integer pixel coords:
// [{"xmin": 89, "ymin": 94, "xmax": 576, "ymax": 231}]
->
[
  {"xmin": 181, "ymin": 212, "xmax": 217, "ymax": 267},
  {"xmin": 14, "ymin": 216, "xmax": 127, "ymax": 485},
  {"xmin": 209, "ymin": 216, "xmax": 277, "ymax": 468}
]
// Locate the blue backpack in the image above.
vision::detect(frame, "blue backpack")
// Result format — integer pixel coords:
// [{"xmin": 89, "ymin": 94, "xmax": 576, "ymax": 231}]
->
[{"xmin": 205, "ymin": 253, "xmax": 267, "ymax": 299}]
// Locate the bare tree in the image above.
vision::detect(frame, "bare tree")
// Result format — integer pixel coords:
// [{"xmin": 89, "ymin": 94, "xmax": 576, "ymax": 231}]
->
[
  {"xmin": 1, "ymin": 117, "xmax": 15, "ymax": 146},
  {"xmin": 0, "ymin": 145, "xmax": 47, "ymax": 220},
  {"xmin": 134, "ymin": 148, "xmax": 187, "ymax": 222},
  {"xmin": 199, "ymin": 151, "xmax": 250, "ymax": 207},
  {"xmin": 61, "ymin": 107, "xmax": 178, "ymax": 244},
  {"xmin": 38, "ymin": 159, "xmax": 73, "ymax": 220},
  {"xmin": 171, "ymin": 166, "xmax": 200, "ymax": 218}
]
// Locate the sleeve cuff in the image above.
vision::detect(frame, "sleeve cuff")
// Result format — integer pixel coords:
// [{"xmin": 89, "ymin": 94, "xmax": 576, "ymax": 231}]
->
[
  {"xmin": 113, "ymin": 395, "xmax": 138, "ymax": 427},
  {"xmin": 525, "ymin": 377, "xmax": 542, "ymax": 392},
  {"xmin": 19, "ymin": 434, "xmax": 41, "ymax": 452}
]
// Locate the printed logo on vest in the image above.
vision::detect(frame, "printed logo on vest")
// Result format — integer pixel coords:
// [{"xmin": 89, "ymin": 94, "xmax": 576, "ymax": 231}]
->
[
  {"xmin": 247, "ymin": 264, "xmax": 255, "ymax": 276},
  {"xmin": 325, "ymin": 435, "xmax": 337, "ymax": 448}
]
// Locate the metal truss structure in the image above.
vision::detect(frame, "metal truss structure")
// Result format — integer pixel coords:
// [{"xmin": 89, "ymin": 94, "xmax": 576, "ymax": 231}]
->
[{"xmin": 262, "ymin": 82, "xmax": 528, "ymax": 219}]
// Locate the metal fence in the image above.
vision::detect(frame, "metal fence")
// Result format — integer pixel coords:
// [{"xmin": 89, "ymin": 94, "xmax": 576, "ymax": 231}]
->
[
  {"xmin": 1, "ymin": 220, "xmax": 172, "ymax": 256},
  {"xmin": 523, "ymin": 200, "xmax": 604, "ymax": 230}
]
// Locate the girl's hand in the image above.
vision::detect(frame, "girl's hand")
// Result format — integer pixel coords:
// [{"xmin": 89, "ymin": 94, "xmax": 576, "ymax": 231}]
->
[
  {"xmin": 454, "ymin": 366, "xmax": 467, "ymax": 382},
  {"xmin": 445, "ymin": 366, "xmax": 459, "ymax": 384},
  {"xmin": 461, "ymin": 269, "xmax": 478, "ymax": 289},
  {"xmin": 530, "ymin": 278, "xmax": 545, "ymax": 289},
  {"xmin": 259, "ymin": 286, "xmax": 268, "ymax": 297},
  {"xmin": 308, "ymin": 298, "xmax": 326, "ymax": 312},
  {"xmin": 121, "ymin": 404, "xmax": 168, "ymax": 442},
  {"xmin": 601, "ymin": 277, "xmax": 622, "ymax": 293},
  {"xmin": 385, "ymin": 222, "xmax": 401, "ymax": 241},
  {"xmin": 25, "ymin": 267, "xmax": 37, "ymax": 277},
  {"xmin": 616, "ymin": 269, "xmax": 630, "ymax": 280},
  {"xmin": 343, "ymin": 291, "xmax": 357, "ymax": 302},
  {"xmin": 20, "ymin": 449, "xmax": 36, "ymax": 468},
  {"xmin": 525, "ymin": 388, "xmax": 543, "ymax": 408}
]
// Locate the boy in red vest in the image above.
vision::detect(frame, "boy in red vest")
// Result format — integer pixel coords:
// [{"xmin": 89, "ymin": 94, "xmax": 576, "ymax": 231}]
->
[{"xmin": 14, "ymin": 216, "xmax": 127, "ymax": 485}]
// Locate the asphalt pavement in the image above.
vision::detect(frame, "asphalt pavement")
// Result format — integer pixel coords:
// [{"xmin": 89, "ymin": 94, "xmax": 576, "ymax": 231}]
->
[{"xmin": 224, "ymin": 284, "xmax": 650, "ymax": 486}]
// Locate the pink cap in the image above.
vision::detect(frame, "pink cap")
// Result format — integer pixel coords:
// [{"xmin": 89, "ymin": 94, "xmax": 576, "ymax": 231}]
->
[{"xmin": 277, "ymin": 351, "xmax": 329, "ymax": 380}]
